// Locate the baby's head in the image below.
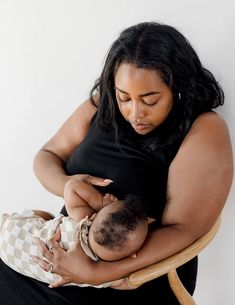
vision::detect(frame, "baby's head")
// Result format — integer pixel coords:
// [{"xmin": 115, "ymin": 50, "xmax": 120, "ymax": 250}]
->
[{"xmin": 88, "ymin": 195, "xmax": 148, "ymax": 261}]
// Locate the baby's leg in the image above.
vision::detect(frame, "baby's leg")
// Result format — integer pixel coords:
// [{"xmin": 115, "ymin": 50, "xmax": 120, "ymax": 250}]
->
[{"xmin": 32, "ymin": 210, "xmax": 54, "ymax": 220}]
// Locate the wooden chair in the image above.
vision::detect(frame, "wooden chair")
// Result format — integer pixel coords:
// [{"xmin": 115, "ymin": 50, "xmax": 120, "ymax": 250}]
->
[{"xmin": 128, "ymin": 217, "xmax": 221, "ymax": 305}]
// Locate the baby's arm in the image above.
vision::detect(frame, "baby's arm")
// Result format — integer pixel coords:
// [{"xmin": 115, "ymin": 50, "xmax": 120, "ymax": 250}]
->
[{"xmin": 64, "ymin": 180, "xmax": 117, "ymax": 221}]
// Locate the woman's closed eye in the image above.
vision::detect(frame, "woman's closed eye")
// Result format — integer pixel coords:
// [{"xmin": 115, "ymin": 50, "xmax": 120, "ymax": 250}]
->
[
  {"xmin": 117, "ymin": 95, "xmax": 131, "ymax": 102},
  {"xmin": 142, "ymin": 99, "xmax": 160, "ymax": 106},
  {"xmin": 117, "ymin": 95, "xmax": 160, "ymax": 106}
]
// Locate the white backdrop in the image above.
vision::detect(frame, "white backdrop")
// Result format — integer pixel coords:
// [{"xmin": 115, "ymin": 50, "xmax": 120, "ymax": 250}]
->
[{"xmin": 0, "ymin": 1, "xmax": 234, "ymax": 304}]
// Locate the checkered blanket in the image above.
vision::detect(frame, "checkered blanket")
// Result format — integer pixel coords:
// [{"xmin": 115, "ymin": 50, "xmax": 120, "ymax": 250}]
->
[{"xmin": 0, "ymin": 211, "xmax": 111, "ymax": 287}]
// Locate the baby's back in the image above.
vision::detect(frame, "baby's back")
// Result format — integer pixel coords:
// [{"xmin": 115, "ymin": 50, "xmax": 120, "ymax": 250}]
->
[{"xmin": 0, "ymin": 212, "xmax": 79, "ymax": 283}]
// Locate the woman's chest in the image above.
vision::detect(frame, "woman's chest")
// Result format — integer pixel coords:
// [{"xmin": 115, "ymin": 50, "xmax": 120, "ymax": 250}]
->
[{"xmin": 65, "ymin": 127, "xmax": 168, "ymax": 218}]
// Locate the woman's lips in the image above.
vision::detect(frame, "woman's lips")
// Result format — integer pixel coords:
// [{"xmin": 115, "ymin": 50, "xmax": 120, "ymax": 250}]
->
[{"xmin": 131, "ymin": 123, "xmax": 150, "ymax": 131}]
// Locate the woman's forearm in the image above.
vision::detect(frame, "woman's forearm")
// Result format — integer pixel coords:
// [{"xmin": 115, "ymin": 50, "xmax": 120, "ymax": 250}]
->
[
  {"xmin": 32, "ymin": 220, "xmax": 203, "ymax": 288},
  {"xmin": 89, "ymin": 224, "xmax": 195, "ymax": 286},
  {"xmin": 33, "ymin": 149, "xmax": 69, "ymax": 197}
]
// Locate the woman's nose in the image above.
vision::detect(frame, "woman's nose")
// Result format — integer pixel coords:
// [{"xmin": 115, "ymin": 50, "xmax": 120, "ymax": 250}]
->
[{"xmin": 130, "ymin": 102, "xmax": 144, "ymax": 122}]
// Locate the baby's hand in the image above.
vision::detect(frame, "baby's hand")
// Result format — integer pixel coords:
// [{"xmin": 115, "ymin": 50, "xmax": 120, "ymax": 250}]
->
[{"xmin": 102, "ymin": 193, "xmax": 118, "ymax": 207}]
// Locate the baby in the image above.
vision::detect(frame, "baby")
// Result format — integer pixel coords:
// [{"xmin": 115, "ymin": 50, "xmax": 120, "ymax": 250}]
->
[{"xmin": 0, "ymin": 182, "xmax": 149, "ymax": 288}]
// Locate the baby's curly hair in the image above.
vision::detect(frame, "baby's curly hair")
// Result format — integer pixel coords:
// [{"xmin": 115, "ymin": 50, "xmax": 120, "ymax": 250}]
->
[{"xmin": 92, "ymin": 194, "xmax": 147, "ymax": 250}]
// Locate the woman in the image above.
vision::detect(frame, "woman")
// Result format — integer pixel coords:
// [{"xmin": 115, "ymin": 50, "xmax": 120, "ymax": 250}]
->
[{"xmin": 0, "ymin": 22, "xmax": 233, "ymax": 304}]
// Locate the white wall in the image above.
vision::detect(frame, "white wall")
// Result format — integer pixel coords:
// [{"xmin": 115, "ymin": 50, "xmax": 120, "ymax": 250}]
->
[{"xmin": 0, "ymin": 0, "xmax": 234, "ymax": 303}]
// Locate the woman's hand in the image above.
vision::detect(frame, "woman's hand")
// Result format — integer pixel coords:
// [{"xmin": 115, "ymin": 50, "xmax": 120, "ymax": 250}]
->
[
  {"xmin": 65, "ymin": 174, "xmax": 113, "ymax": 189},
  {"xmin": 32, "ymin": 228, "xmax": 96, "ymax": 288},
  {"xmin": 31, "ymin": 174, "xmax": 117, "ymax": 288}
]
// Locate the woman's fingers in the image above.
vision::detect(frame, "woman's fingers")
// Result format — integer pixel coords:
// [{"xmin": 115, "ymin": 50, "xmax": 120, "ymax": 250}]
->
[
  {"xmin": 33, "ymin": 228, "xmax": 63, "ymax": 272},
  {"xmin": 31, "ymin": 255, "xmax": 54, "ymax": 272},
  {"xmin": 50, "ymin": 227, "xmax": 61, "ymax": 243},
  {"xmin": 47, "ymin": 229, "xmax": 63, "ymax": 256},
  {"xmin": 78, "ymin": 174, "xmax": 113, "ymax": 186},
  {"xmin": 49, "ymin": 277, "xmax": 71, "ymax": 288},
  {"xmin": 36, "ymin": 238, "xmax": 54, "ymax": 262}
]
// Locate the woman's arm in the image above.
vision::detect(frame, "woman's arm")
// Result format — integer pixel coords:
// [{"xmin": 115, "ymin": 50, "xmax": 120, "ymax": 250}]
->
[
  {"xmin": 34, "ymin": 112, "xmax": 233, "ymax": 287},
  {"xmin": 33, "ymin": 97, "xmax": 114, "ymax": 211},
  {"xmin": 33, "ymin": 98, "xmax": 98, "ymax": 197},
  {"xmin": 87, "ymin": 112, "xmax": 233, "ymax": 285}
]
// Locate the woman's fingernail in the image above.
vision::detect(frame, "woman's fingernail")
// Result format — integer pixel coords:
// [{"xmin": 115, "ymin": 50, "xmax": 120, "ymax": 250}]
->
[{"xmin": 104, "ymin": 179, "xmax": 113, "ymax": 183}]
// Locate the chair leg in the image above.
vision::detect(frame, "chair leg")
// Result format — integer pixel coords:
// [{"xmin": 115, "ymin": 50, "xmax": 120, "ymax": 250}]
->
[{"xmin": 167, "ymin": 269, "xmax": 196, "ymax": 305}]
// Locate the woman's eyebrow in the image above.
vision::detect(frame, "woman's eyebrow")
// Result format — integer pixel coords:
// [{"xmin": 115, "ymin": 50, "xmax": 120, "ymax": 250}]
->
[{"xmin": 114, "ymin": 86, "xmax": 161, "ymax": 97}]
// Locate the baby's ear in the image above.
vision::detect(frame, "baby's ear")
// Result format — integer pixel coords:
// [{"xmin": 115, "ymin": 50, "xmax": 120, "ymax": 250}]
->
[{"xmin": 90, "ymin": 213, "xmax": 97, "ymax": 220}]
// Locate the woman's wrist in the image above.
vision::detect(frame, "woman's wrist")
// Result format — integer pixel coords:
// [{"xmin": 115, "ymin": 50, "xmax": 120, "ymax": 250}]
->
[{"xmin": 89, "ymin": 259, "xmax": 133, "ymax": 286}]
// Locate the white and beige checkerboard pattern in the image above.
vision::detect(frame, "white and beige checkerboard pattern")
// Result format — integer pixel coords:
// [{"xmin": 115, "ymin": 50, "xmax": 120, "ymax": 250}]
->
[{"xmin": 0, "ymin": 211, "xmax": 107, "ymax": 286}]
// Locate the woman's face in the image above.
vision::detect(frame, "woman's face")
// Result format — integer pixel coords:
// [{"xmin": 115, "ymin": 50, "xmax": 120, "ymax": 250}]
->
[{"xmin": 114, "ymin": 63, "xmax": 173, "ymax": 135}]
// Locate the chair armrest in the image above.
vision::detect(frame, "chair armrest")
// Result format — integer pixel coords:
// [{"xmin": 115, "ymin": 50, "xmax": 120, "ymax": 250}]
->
[{"xmin": 128, "ymin": 217, "xmax": 221, "ymax": 287}]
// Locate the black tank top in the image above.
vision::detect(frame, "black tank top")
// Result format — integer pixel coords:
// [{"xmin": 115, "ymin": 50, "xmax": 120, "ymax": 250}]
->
[
  {"xmin": 65, "ymin": 115, "xmax": 173, "ymax": 221},
  {"xmin": 0, "ymin": 114, "xmax": 197, "ymax": 305}
]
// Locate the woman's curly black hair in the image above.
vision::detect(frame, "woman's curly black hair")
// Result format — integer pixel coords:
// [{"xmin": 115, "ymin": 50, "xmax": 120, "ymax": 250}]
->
[{"xmin": 90, "ymin": 21, "xmax": 224, "ymax": 153}]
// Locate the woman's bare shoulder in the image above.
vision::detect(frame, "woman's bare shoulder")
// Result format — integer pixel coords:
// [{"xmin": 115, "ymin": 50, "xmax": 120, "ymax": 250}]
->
[
  {"xmin": 165, "ymin": 111, "xmax": 233, "ymax": 237},
  {"xmin": 194, "ymin": 111, "xmax": 228, "ymax": 127},
  {"xmin": 72, "ymin": 98, "xmax": 98, "ymax": 122},
  {"xmin": 177, "ymin": 112, "xmax": 232, "ymax": 159},
  {"xmin": 42, "ymin": 98, "xmax": 98, "ymax": 161},
  {"xmin": 173, "ymin": 111, "xmax": 233, "ymax": 182},
  {"xmin": 186, "ymin": 111, "xmax": 230, "ymax": 141}
]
